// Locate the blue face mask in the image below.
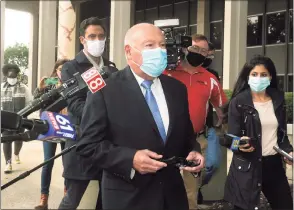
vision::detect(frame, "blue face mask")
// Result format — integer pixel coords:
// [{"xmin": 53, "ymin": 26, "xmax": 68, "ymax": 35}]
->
[
  {"xmin": 248, "ymin": 76, "xmax": 271, "ymax": 92},
  {"xmin": 132, "ymin": 47, "xmax": 167, "ymax": 77}
]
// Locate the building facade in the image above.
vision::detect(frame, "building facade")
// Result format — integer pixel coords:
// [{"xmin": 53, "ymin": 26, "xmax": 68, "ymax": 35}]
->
[
  {"xmin": 1, "ymin": 0, "xmax": 292, "ymax": 92},
  {"xmin": 75, "ymin": 0, "xmax": 294, "ymax": 91}
]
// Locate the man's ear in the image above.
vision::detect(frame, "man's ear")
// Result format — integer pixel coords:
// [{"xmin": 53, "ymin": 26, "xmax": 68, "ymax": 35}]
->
[
  {"xmin": 79, "ymin": 36, "xmax": 85, "ymax": 45},
  {"xmin": 125, "ymin": 45, "xmax": 132, "ymax": 60}
]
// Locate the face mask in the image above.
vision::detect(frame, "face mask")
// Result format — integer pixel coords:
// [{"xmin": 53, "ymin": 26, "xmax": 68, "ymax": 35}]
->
[
  {"xmin": 7, "ymin": 78, "xmax": 18, "ymax": 86},
  {"xmin": 248, "ymin": 76, "xmax": 270, "ymax": 92},
  {"xmin": 202, "ymin": 58, "xmax": 213, "ymax": 68},
  {"xmin": 85, "ymin": 38, "xmax": 105, "ymax": 57},
  {"xmin": 132, "ymin": 47, "xmax": 167, "ymax": 77},
  {"xmin": 186, "ymin": 51, "xmax": 206, "ymax": 67}
]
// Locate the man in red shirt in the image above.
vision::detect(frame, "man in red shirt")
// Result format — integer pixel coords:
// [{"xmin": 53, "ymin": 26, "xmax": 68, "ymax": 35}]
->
[{"xmin": 163, "ymin": 34, "xmax": 227, "ymax": 209}]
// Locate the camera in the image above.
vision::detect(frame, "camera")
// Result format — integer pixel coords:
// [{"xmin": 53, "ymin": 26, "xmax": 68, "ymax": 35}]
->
[{"xmin": 154, "ymin": 19, "xmax": 192, "ymax": 70}]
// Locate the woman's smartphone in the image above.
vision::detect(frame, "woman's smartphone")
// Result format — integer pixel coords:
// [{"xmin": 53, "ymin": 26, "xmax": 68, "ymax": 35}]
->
[
  {"xmin": 273, "ymin": 146, "xmax": 293, "ymax": 162},
  {"xmin": 44, "ymin": 77, "xmax": 59, "ymax": 86}
]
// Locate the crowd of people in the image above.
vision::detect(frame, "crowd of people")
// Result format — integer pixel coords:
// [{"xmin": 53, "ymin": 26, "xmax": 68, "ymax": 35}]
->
[{"xmin": 1, "ymin": 16, "xmax": 293, "ymax": 210}]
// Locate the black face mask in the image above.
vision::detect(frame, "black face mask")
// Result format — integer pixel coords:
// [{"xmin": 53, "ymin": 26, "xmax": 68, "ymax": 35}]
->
[
  {"xmin": 202, "ymin": 58, "xmax": 213, "ymax": 68},
  {"xmin": 186, "ymin": 52, "xmax": 206, "ymax": 67}
]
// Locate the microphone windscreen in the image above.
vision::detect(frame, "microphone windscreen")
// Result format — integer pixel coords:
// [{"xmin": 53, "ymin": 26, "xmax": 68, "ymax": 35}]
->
[
  {"xmin": 1, "ymin": 111, "xmax": 22, "ymax": 131},
  {"xmin": 37, "ymin": 111, "xmax": 76, "ymax": 143}
]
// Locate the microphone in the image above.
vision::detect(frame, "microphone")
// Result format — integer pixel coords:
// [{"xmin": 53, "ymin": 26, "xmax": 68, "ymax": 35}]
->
[
  {"xmin": 17, "ymin": 78, "xmax": 76, "ymax": 118},
  {"xmin": 221, "ymin": 134, "xmax": 250, "ymax": 151},
  {"xmin": 1, "ymin": 110, "xmax": 76, "ymax": 143},
  {"xmin": 1, "ymin": 110, "xmax": 48, "ymax": 134},
  {"xmin": 80, "ymin": 67, "xmax": 107, "ymax": 93},
  {"xmin": 1, "ymin": 111, "xmax": 22, "ymax": 131},
  {"xmin": 17, "ymin": 66, "xmax": 111, "ymax": 118},
  {"xmin": 37, "ymin": 111, "xmax": 76, "ymax": 142}
]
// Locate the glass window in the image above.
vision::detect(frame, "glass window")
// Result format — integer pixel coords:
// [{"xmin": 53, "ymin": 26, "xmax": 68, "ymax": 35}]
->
[
  {"xmin": 210, "ymin": 21, "xmax": 223, "ymax": 50},
  {"xmin": 288, "ymin": 75, "xmax": 293, "ymax": 92},
  {"xmin": 175, "ymin": 0, "xmax": 187, "ymax": 2},
  {"xmin": 189, "ymin": 0, "xmax": 198, "ymax": 25},
  {"xmin": 135, "ymin": 10, "xmax": 145, "ymax": 24},
  {"xmin": 145, "ymin": 8, "xmax": 158, "ymax": 24},
  {"xmin": 135, "ymin": 0, "xmax": 146, "ymax": 11},
  {"xmin": 290, "ymin": 10, "xmax": 293, "ymax": 43},
  {"xmin": 174, "ymin": 2, "xmax": 189, "ymax": 26},
  {"xmin": 159, "ymin": 5, "xmax": 173, "ymax": 19},
  {"xmin": 277, "ymin": 75, "xmax": 285, "ymax": 91},
  {"xmin": 248, "ymin": 0, "xmax": 264, "ymax": 16},
  {"xmin": 210, "ymin": 0, "xmax": 224, "ymax": 21},
  {"xmin": 159, "ymin": 0, "xmax": 173, "ymax": 6},
  {"xmin": 266, "ymin": 0, "xmax": 287, "ymax": 13},
  {"xmin": 266, "ymin": 12, "xmax": 286, "ymax": 44},
  {"xmin": 247, "ymin": 15, "xmax": 263, "ymax": 46},
  {"xmin": 189, "ymin": 25, "xmax": 197, "ymax": 35},
  {"xmin": 146, "ymin": 0, "xmax": 158, "ymax": 9}
]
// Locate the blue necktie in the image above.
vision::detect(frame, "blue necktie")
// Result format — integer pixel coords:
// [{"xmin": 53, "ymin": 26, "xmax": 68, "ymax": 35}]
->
[{"xmin": 141, "ymin": 80, "xmax": 167, "ymax": 143}]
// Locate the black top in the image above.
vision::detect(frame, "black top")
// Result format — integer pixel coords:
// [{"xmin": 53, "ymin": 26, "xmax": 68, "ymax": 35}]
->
[
  {"xmin": 224, "ymin": 87, "xmax": 293, "ymax": 210},
  {"xmin": 60, "ymin": 50, "xmax": 118, "ymax": 180}
]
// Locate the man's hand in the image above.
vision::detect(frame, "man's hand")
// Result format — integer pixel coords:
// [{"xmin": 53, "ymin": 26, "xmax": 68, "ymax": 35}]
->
[
  {"xmin": 181, "ymin": 151, "xmax": 205, "ymax": 173},
  {"xmin": 284, "ymin": 152, "xmax": 293, "ymax": 165},
  {"xmin": 133, "ymin": 149, "xmax": 167, "ymax": 175}
]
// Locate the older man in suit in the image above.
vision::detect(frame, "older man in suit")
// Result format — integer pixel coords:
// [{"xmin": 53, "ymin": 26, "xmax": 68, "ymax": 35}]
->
[{"xmin": 76, "ymin": 23, "xmax": 205, "ymax": 210}]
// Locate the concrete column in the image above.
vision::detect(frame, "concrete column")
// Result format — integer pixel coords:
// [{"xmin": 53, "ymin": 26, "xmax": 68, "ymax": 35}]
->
[
  {"xmin": 109, "ymin": 0, "xmax": 132, "ymax": 69},
  {"xmin": 28, "ymin": 12, "xmax": 39, "ymax": 92},
  {"xmin": 57, "ymin": 0, "xmax": 77, "ymax": 60},
  {"xmin": 37, "ymin": 1, "xmax": 57, "ymax": 81},
  {"xmin": 222, "ymin": 0, "xmax": 248, "ymax": 89},
  {"xmin": 75, "ymin": 3, "xmax": 81, "ymax": 55},
  {"xmin": 1, "ymin": 0, "xmax": 5, "ymax": 81},
  {"xmin": 197, "ymin": 0, "xmax": 210, "ymax": 37}
]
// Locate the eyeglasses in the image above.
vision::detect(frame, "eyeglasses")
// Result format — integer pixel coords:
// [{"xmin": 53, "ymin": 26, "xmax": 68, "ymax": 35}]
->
[
  {"xmin": 206, "ymin": 54, "xmax": 215, "ymax": 59},
  {"xmin": 187, "ymin": 45, "xmax": 209, "ymax": 56}
]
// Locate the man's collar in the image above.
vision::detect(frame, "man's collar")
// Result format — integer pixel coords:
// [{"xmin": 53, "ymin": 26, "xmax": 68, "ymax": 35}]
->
[
  {"xmin": 130, "ymin": 68, "xmax": 159, "ymax": 87},
  {"xmin": 78, "ymin": 50, "xmax": 104, "ymax": 68},
  {"xmin": 76, "ymin": 50, "xmax": 91, "ymax": 64}
]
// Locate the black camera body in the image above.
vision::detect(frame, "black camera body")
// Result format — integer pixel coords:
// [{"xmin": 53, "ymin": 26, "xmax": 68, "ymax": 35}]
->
[{"xmin": 154, "ymin": 19, "xmax": 192, "ymax": 70}]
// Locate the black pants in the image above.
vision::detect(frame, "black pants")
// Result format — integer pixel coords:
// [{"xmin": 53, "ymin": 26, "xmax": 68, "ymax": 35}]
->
[
  {"xmin": 235, "ymin": 154, "xmax": 293, "ymax": 210},
  {"xmin": 3, "ymin": 141, "xmax": 23, "ymax": 163},
  {"xmin": 58, "ymin": 179, "xmax": 102, "ymax": 210}
]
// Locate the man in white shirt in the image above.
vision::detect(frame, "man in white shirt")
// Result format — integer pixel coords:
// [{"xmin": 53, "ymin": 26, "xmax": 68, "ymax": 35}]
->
[{"xmin": 76, "ymin": 23, "xmax": 204, "ymax": 210}]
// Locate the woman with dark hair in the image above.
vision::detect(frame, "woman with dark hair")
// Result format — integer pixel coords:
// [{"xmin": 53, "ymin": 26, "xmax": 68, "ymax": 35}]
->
[
  {"xmin": 34, "ymin": 59, "xmax": 69, "ymax": 210},
  {"xmin": 223, "ymin": 55, "xmax": 293, "ymax": 210}
]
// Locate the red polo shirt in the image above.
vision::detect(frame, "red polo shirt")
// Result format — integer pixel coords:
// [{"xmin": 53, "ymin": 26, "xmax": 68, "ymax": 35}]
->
[{"xmin": 163, "ymin": 65, "xmax": 227, "ymax": 133}]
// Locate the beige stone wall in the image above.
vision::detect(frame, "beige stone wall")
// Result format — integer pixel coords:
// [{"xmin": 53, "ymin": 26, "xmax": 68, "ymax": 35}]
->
[{"xmin": 57, "ymin": 0, "xmax": 76, "ymax": 60}]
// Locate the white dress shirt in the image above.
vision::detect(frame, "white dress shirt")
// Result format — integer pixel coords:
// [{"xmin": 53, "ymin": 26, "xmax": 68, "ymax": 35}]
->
[
  {"xmin": 131, "ymin": 69, "xmax": 170, "ymax": 133},
  {"xmin": 130, "ymin": 69, "xmax": 170, "ymax": 179}
]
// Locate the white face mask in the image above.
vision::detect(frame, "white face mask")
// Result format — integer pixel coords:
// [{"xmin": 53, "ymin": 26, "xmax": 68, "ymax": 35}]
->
[
  {"xmin": 85, "ymin": 39, "xmax": 106, "ymax": 57},
  {"xmin": 7, "ymin": 78, "xmax": 18, "ymax": 86}
]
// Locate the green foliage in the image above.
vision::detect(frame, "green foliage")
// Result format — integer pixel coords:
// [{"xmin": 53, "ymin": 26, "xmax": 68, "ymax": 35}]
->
[
  {"xmin": 224, "ymin": 90, "xmax": 293, "ymax": 124},
  {"xmin": 4, "ymin": 43, "xmax": 29, "ymax": 70},
  {"xmin": 4, "ymin": 43, "xmax": 29, "ymax": 84}
]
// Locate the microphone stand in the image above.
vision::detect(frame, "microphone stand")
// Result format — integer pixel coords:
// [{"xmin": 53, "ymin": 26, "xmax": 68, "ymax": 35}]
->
[{"xmin": 1, "ymin": 144, "xmax": 76, "ymax": 190}]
